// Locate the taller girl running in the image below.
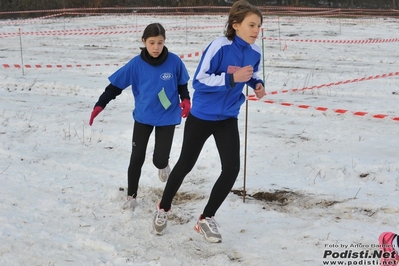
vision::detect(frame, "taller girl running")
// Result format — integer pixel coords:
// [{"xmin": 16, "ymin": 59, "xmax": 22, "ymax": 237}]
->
[{"xmin": 152, "ymin": 0, "xmax": 266, "ymax": 243}]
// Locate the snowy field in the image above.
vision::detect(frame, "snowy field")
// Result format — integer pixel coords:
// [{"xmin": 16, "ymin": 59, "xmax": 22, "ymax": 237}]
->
[{"xmin": 1, "ymin": 13, "xmax": 399, "ymax": 265}]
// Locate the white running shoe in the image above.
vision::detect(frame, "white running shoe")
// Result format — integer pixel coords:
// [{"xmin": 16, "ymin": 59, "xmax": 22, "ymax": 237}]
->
[
  {"xmin": 152, "ymin": 203, "xmax": 169, "ymax": 235},
  {"xmin": 194, "ymin": 215, "xmax": 222, "ymax": 243},
  {"xmin": 158, "ymin": 165, "xmax": 170, "ymax": 182},
  {"xmin": 122, "ymin": 196, "xmax": 138, "ymax": 212}
]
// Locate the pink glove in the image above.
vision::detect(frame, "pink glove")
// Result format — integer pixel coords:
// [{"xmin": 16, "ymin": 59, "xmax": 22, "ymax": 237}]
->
[
  {"xmin": 89, "ymin": 106, "xmax": 103, "ymax": 126},
  {"xmin": 180, "ymin": 99, "xmax": 191, "ymax": 118}
]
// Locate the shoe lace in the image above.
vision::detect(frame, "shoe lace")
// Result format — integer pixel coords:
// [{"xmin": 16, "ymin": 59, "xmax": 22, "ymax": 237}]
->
[
  {"xmin": 205, "ymin": 217, "xmax": 219, "ymax": 233},
  {"xmin": 156, "ymin": 210, "xmax": 168, "ymax": 224}
]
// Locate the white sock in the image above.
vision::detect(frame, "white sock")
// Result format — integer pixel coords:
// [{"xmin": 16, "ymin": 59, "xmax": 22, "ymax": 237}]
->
[{"xmin": 393, "ymin": 236, "xmax": 399, "ymax": 254}]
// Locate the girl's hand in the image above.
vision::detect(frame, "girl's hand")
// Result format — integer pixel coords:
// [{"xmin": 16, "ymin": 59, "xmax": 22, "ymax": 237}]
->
[
  {"xmin": 232, "ymin": 65, "xmax": 253, "ymax": 83},
  {"xmin": 254, "ymin": 83, "xmax": 266, "ymax": 99},
  {"xmin": 89, "ymin": 106, "xmax": 103, "ymax": 126}
]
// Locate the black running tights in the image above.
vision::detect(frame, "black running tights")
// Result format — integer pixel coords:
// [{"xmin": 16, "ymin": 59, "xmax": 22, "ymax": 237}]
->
[
  {"xmin": 127, "ymin": 121, "xmax": 175, "ymax": 198},
  {"xmin": 160, "ymin": 114, "xmax": 240, "ymax": 218}
]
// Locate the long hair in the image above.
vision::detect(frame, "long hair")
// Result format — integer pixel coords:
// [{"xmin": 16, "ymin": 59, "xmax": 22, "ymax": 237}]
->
[{"xmin": 224, "ymin": 0, "xmax": 263, "ymax": 41}]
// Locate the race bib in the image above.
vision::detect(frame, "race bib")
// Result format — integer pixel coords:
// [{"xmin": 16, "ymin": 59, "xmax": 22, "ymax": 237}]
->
[{"xmin": 158, "ymin": 88, "xmax": 171, "ymax": 110}]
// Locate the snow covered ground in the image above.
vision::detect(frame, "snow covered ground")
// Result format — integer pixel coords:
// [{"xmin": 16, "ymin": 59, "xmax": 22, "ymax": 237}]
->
[{"xmin": 1, "ymin": 13, "xmax": 399, "ymax": 265}]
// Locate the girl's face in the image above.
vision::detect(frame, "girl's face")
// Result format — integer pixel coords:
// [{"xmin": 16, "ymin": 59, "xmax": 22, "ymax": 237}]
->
[
  {"xmin": 233, "ymin": 13, "xmax": 262, "ymax": 44},
  {"xmin": 143, "ymin": 35, "xmax": 165, "ymax": 58}
]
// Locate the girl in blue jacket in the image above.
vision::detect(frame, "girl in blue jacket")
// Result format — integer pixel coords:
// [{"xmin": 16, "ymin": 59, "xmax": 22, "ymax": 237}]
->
[
  {"xmin": 89, "ymin": 23, "xmax": 191, "ymax": 211},
  {"xmin": 153, "ymin": 0, "xmax": 266, "ymax": 243}
]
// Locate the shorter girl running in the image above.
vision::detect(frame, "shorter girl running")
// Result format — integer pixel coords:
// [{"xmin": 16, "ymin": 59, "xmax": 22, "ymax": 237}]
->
[{"xmin": 89, "ymin": 23, "xmax": 191, "ymax": 212}]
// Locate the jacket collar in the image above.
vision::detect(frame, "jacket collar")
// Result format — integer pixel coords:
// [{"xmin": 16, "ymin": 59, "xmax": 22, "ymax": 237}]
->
[
  {"xmin": 233, "ymin": 35, "xmax": 251, "ymax": 48},
  {"xmin": 140, "ymin": 46, "xmax": 168, "ymax": 66}
]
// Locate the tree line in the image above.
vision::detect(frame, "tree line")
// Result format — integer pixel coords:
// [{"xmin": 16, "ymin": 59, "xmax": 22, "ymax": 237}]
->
[{"xmin": 0, "ymin": 0, "xmax": 397, "ymax": 13}]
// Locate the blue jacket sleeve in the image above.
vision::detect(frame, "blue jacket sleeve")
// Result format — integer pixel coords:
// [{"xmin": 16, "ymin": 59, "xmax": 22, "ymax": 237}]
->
[{"xmin": 193, "ymin": 41, "xmax": 234, "ymax": 93}]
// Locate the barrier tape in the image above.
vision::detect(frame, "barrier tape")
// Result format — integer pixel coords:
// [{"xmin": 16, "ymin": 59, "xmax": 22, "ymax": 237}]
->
[
  {"xmin": 0, "ymin": 51, "xmax": 203, "ymax": 69},
  {"xmin": 0, "ymin": 13, "xmax": 391, "ymax": 26},
  {"xmin": 247, "ymin": 96, "xmax": 399, "ymax": 122},
  {"xmin": 263, "ymin": 13, "xmax": 394, "ymax": 18},
  {"xmin": 268, "ymin": 71, "xmax": 399, "ymax": 96},
  {"xmin": 0, "ymin": 6, "xmax": 395, "ymax": 15},
  {"xmin": 0, "ymin": 6, "xmax": 232, "ymax": 15},
  {"xmin": 0, "ymin": 63, "xmax": 122, "ymax": 69},
  {"xmin": 0, "ymin": 25, "xmax": 222, "ymax": 38},
  {"xmin": 263, "ymin": 17, "xmax": 398, "ymax": 23},
  {"xmin": 0, "ymin": 19, "xmax": 222, "ymax": 35},
  {"xmin": 0, "ymin": 30, "xmax": 139, "ymax": 38},
  {"xmin": 252, "ymin": 71, "xmax": 399, "ymax": 123},
  {"xmin": 1, "ymin": 61, "xmax": 396, "ymax": 123},
  {"xmin": 263, "ymin": 37, "xmax": 399, "ymax": 44},
  {"xmin": 1, "ymin": 30, "xmax": 395, "ymax": 46},
  {"xmin": 0, "ymin": 13, "xmax": 228, "ymax": 26},
  {"xmin": 1, "ymin": 7, "xmax": 397, "ymax": 28}
]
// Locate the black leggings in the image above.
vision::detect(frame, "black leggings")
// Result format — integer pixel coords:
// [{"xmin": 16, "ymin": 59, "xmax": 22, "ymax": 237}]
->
[
  {"xmin": 160, "ymin": 114, "xmax": 240, "ymax": 218},
  {"xmin": 127, "ymin": 121, "xmax": 175, "ymax": 198}
]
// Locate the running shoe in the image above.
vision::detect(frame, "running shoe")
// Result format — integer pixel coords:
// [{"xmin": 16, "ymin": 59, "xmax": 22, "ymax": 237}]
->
[
  {"xmin": 158, "ymin": 165, "xmax": 170, "ymax": 182},
  {"xmin": 194, "ymin": 215, "xmax": 222, "ymax": 243},
  {"xmin": 122, "ymin": 195, "xmax": 138, "ymax": 212},
  {"xmin": 153, "ymin": 203, "xmax": 169, "ymax": 235}
]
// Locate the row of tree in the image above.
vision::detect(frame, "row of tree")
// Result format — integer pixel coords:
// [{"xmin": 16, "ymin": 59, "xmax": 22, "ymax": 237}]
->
[{"xmin": 0, "ymin": 0, "xmax": 397, "ymax": 14}]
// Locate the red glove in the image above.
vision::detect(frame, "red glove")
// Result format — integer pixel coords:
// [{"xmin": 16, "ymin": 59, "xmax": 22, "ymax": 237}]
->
[
  {"xmin": 180, "ymin": 99, "xmax": 191, "ymax": 118},
  {"xmin": 89, "ymin": 106, "xmax": 103, "ymax": 126}
]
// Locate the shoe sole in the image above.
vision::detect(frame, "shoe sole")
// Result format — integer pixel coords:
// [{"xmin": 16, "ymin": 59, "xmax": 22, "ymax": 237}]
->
[
  {"xmin": 153, "ymin": 225, "xmax": 166, "ymax": 236},
  {"xmin": 194, "ymin": 224, "xmax": 222, "ymax": 243},
  {"xmin": 153, "ymin": 218, "xmax": 167, "ymax": 236}
]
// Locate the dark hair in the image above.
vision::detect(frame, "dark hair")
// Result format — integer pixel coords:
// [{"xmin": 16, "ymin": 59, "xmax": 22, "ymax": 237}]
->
[
  {"xmin": 224, "ymin": 0, "xmax": 263, "ymax": 40},
  {"xmin": 142, "ymin": 23, "xmax": 166, "ymax": 41}
]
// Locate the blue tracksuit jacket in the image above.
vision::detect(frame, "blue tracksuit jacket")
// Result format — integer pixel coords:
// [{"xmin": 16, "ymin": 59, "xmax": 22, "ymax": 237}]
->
[{"xmin": 191, "ymin": 35, "xmax": 264, "ymax": 121}]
